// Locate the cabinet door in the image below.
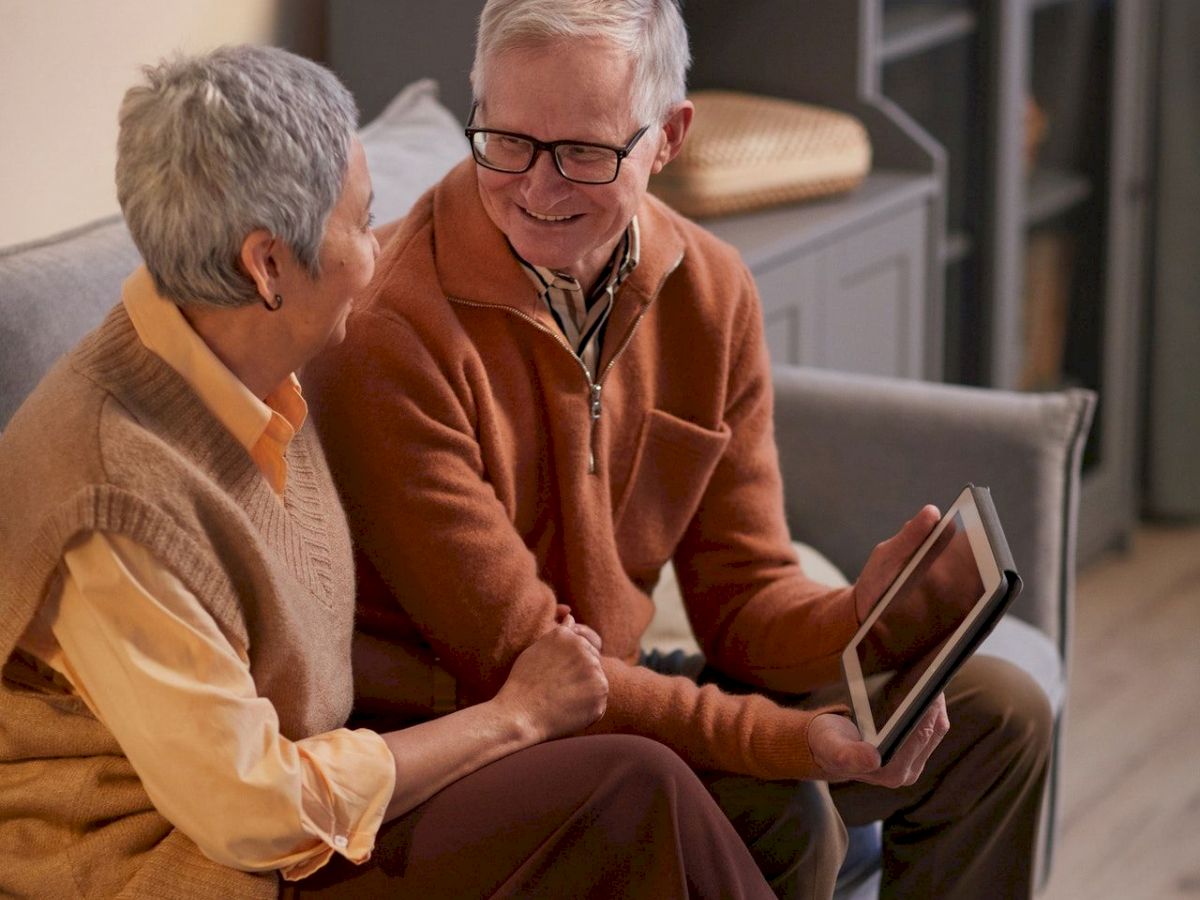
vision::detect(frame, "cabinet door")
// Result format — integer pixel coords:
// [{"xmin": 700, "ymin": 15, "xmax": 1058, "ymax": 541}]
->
[
  {"xmin": 819, "ymin": 204, "xmax": 927, "ymax": 378},
  {"xmin": 756, "ymin": 250, "xmax": 818, "ymax": 367},
  {"xmin": 753, "ymin": 202, "xmax": 928, "ymax": 378}
]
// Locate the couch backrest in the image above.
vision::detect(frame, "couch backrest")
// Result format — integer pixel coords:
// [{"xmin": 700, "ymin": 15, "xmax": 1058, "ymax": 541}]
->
[
  {"xmin": 0, "ymin": 78, "xmax": 468, "ymax": 432},
  {"xmin": 0, "ymin": 218, "xmax": 141, "ymax": 427}
]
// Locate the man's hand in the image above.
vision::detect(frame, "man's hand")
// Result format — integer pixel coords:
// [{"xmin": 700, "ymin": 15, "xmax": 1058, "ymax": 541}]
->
[
  {"xmin": 555, "ymin": 603, "xmax": 602, "ymax": 651},
  {"xmin": 808, "ymin": 693, "xmax": 950, "ymax": 787},
  {"xmin": 852, "ymin": 505, "xmax": 941, "ymax": 622}
]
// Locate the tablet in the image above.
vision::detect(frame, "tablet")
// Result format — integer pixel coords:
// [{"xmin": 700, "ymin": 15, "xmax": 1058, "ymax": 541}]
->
[{"xmin": 840, "ymin": 485, "xmax": 1022, "ymax": 763}]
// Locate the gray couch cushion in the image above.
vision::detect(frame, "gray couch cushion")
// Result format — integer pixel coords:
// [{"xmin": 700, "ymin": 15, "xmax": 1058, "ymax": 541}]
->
[
  {"xmin": 0, "ymin": 217, "xmax": 141, "ymax": 428},
  {"xmin": 979, "ymin": 615, "xmax": 1064, "ymax": 711},
  {"xmin": 358, "ymin": 78, "xmax": 470, "ymax": 224}
]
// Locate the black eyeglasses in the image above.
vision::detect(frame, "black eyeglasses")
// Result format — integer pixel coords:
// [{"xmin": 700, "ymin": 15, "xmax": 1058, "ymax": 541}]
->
[{"xmin": 465, "ymin": 105, "xmax": 650, "ymax": 185}]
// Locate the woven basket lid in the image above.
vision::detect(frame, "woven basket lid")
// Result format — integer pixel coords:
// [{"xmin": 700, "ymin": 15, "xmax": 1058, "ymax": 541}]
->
[{"xmin": 651, "ymin": 90, "xmax": 871, "ymax": 217}]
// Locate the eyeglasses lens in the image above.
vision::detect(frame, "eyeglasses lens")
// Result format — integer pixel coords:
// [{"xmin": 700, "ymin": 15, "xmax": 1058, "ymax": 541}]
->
[{"xmin": 471, "ymin": 131, "xmax": 618, "ymax": 184}]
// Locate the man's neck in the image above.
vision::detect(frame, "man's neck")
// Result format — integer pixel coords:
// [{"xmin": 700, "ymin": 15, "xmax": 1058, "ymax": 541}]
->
[{"xmin": 516, "ymin": 227, "xmax": 629, "ymax": 295}]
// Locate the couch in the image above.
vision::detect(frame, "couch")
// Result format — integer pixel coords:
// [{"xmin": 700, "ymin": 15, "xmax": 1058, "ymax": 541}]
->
[{"xmin": 0, "ymin": 78, "xmax": 1095, "ymax": 898}]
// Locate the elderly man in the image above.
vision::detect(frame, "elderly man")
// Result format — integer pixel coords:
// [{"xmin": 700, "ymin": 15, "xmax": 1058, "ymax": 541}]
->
[{"xmin": 308, "ymin": 1, "xmax": 1052, "ymax": 897}]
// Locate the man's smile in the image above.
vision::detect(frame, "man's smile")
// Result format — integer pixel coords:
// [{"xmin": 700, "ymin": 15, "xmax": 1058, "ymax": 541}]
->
[{"xmin": 520, "ymin": 205, "xmax": 580, "ymax": 223}]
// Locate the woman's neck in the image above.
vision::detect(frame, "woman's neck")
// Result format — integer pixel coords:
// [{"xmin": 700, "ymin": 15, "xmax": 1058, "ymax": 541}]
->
[{"xmin": 181, "ymin": 303, "xmax": 299, "ymax": 399}]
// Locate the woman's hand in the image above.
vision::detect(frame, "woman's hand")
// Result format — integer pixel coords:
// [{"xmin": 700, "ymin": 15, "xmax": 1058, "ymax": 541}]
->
[
  {"xmin": 493, "ymin": 617, "xmax": 608, "ymax": 743},
  {"xmin": 379, "ymin": 611, "xmax": 607, "ymax": 822}
]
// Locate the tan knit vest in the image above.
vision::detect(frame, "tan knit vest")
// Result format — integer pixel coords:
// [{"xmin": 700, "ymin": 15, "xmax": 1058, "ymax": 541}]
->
[{"xmin": 0, "ymin": 304, "xmax": 356, "ymax": 899}]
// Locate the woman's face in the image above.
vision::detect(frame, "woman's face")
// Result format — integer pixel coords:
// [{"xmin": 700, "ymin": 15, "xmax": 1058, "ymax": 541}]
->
[{"xmin": 277, "ymin": 138, "xmax": 379, "ymax": 359}]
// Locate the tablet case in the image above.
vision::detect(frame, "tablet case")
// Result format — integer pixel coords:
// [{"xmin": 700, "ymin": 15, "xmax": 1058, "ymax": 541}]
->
[{"xmin": 875, "ymin": 484, "xmax": 1023, "ymax": 763}]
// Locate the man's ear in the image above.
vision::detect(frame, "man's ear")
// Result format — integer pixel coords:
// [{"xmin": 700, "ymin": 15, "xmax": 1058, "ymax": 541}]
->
[
  {"xmin": 651, "ymin": 100, "xmax": 694, "ymax": 175},
  {"xmin": 239, "ymin": 229, "xmax": 279, "ymax": 303}
]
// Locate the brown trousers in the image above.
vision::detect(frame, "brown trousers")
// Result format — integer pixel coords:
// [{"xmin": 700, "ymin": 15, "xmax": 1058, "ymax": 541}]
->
[
  {"xmin": 693, "ymin": 655, "xmax": 1053, "ymax": 900},
  {"xmin": 283, "ymin": 733, "xmax": 774, "ymax": 899}
]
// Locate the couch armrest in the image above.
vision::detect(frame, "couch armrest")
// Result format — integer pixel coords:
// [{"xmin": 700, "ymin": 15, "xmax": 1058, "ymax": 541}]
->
[{"xmin": 770, "ymin": 365, "xmax": 1095, "ymax": 664}]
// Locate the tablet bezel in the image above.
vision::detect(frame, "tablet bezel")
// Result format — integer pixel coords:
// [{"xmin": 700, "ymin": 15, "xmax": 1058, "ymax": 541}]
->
[{"xmin": 840, "ymin": 486, "xmax": 1008, "ymax": 761}]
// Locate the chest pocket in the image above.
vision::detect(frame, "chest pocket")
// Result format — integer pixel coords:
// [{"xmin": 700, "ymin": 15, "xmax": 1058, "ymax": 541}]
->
[{"xmin": 614, "ymin": 408, "xmax": 730, "ymax": 575}]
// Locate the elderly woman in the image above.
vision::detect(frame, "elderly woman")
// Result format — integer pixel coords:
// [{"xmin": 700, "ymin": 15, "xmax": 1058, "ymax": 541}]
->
[{"xmin": 0, "ymin": 46, "xmax": 772, "ymax": 899}]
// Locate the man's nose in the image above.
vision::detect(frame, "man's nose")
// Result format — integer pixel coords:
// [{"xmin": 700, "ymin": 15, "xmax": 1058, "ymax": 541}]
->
[{"xmin": 521, "ymin": 148, "xmax": 573, "ymax": 203}]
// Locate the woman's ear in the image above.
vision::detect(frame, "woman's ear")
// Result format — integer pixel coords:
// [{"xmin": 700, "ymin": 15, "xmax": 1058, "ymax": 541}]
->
[
  {"xmin": 651, "ymin": 100, "xmax": 695, "ymax": 175},
  {"xmin": 239, "ymin": 229, "xmax": 279, "ymax": 303}
]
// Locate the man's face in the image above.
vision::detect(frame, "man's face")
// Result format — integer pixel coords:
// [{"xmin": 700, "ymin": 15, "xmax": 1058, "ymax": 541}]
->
[{"xmin": 473, "ymin": 38, "xmax": 672, "ymax": 287}]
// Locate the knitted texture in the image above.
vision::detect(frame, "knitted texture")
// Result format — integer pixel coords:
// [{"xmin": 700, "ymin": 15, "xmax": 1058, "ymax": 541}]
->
[{"xmin": 0, "ymin": 304, "xmax": 355, "ymax": 899}]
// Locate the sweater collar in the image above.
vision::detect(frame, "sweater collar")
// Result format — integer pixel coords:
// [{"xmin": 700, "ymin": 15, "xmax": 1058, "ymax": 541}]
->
[
  {"xmin": 432, "ymin": 158, "xmax": 686, "ymax": 313},
  {"xmin": 121, "ymin": 267, "xmax": 306, "ymax": 494}
]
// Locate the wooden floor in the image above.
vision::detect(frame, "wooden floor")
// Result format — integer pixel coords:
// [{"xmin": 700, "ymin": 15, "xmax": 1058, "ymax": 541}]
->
[{"xmin": 1040, "ymin": 523, "xmax": 1200, "ymax": 900}]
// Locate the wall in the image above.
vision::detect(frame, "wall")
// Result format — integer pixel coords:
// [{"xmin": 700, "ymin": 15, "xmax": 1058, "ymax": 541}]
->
[{"xmin": 0, "ymin": 0, "xmax": 324, "ymax": 248}]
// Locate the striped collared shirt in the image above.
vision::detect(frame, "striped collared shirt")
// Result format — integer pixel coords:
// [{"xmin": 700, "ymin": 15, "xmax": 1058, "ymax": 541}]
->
[{"xmin": 514, "ymin": 217, "xmax": 641, "ymax": 379}]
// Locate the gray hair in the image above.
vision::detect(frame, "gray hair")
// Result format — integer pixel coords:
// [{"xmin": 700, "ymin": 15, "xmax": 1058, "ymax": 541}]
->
[
  {"xmin": 115, "ymin": 45, "xmax": 358, "ymax": 308},
  {"xmin": 471, "ymin": 0, "xmax": 690, "ymax": 126}
]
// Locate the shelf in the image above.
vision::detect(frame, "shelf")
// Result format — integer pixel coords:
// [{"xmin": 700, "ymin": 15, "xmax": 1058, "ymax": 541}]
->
[
  {"xmin": 1024, "ymin": 167, "xmax": 1093, "ymax": 226},
  {"xmin": 880, "ymin": 4, "xmax": 979, "ymax": 64}
]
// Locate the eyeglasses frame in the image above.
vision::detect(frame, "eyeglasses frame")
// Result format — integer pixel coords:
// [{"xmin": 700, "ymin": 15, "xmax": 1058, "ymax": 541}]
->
[{"xmin": 465, "ymin": 104, "xmax": 651, "ymax": 186}]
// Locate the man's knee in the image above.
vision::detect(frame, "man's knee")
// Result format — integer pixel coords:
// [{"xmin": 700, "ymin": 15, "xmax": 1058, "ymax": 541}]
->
[
  {"xmin": 950, "ymin": 654, "xmax": 1054, "ymax": 763},
  {"xmin": 703, "ymin": 773, "xmax": 848, "ymax": 893}
]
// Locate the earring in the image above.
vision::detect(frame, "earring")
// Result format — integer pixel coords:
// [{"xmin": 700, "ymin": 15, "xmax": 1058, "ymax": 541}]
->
[{"xmin": 263, "ymin": 293, "xmax": 283, "ymax": 312}]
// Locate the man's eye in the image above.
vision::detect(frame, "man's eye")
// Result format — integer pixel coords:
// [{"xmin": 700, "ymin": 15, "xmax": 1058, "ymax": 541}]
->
[{"xmin": 564, "ymin": 145, "xmax": 607, "ymax": 163}]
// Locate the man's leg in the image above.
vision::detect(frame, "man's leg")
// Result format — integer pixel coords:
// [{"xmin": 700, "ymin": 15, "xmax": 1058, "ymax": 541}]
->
[
  {"xmin": 830, "ymin": 654, "xmax": 1054, "ymax": 900},
  {"xmin": 641, "ymin": 649, "xmax": 848, "ymax": 899},
  {"xmin": 700, "ymin": 770, "xmax": 848, "ymax": 900},
  {"xmin": 284, "ymin": 734, "xmax": 774, "ymax": 899}
]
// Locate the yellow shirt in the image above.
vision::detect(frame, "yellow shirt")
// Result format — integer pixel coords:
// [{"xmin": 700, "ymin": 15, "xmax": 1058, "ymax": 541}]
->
[{"xmin": 18, "ymin": 267, "xmax": 394, "ymax": 880}]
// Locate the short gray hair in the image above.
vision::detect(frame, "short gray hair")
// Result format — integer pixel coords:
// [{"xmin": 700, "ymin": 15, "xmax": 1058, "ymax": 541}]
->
[
  {"xmin": 471, "ymin": 0, "xmax": 690, "ymax": 126},
  {"xmin": 116, "ymin": 45, "xmax": 358, "ymax": 308}
]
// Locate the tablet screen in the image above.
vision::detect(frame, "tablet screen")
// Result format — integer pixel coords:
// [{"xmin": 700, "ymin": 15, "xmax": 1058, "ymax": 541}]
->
[{"xmin": 855, "ymin": 510, "xmax": 985, "ymax": 731}]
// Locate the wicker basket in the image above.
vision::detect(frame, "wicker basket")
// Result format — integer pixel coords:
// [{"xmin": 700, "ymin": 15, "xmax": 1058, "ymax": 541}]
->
[{"xmin": 650, "ymin": 90, "xmax": 871, "ymax": 218}]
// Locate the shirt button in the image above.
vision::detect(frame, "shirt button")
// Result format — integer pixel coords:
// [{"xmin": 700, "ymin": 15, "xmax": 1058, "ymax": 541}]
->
[{"xmin": 333, "ymin": 835, "xmax": 349, "ymax": 849}]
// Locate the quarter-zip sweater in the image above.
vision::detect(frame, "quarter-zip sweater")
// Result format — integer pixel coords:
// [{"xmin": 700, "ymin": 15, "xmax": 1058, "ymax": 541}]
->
[{"xmin": 308, "ymin": 158, "xmax": 860, "ymax": 780}]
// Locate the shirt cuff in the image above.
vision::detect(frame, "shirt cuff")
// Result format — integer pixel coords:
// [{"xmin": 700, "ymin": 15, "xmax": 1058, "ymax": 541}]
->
[{"xmin": 282, "ymin": 728, "xmax": 395, "ymax": 881}]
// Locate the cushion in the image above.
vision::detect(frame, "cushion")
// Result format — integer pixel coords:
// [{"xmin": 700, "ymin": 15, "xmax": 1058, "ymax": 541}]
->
[
  {"xmin": 649, "ymin": 90, "xmax": 871, "ymax": 218},
  {"xmin": 0, "ymin": 217, "xmax": 141, "ymax": 428},
  {"xmin": 357, "ymin": 78, "xmax": 470, "ymax": 223}
]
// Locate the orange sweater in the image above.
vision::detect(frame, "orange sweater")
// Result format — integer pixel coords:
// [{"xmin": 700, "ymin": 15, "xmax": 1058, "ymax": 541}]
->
[{"xmin": 308, "ymin": 159, "xmax": 859, "ymax": 780}]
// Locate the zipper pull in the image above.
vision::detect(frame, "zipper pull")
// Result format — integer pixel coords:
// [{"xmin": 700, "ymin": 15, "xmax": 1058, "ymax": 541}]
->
[
  {"xmin": 589, "ymin": 383, "xmax": 603, "ymax": 422},
  {"xmin": 588, "ymin": 383, "xmax": 602, "ymax": 474}
]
